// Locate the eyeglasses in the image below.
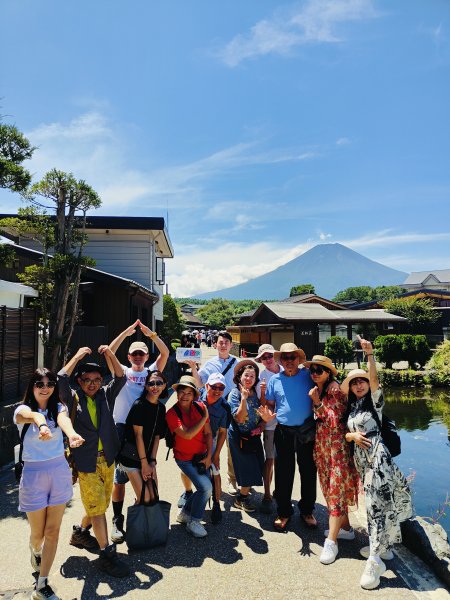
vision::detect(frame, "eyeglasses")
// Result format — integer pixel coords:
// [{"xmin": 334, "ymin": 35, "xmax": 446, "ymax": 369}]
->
[
  {"xmin": 34, "ymin": 381, "xmax": 56, "ymax": 389},
  {"xmin": 310, "ymin": 366, "xmax": 329, "ymax": 375},
  {"xmin": 210, "ymin": 385, "xmax": 225, "ymax": 391},
  {"xmin": 350, "ymin": 378, "xmax": 369, "ymax": 386},
  {"xmin": 146, "ymin": 380, "xmax": 165, "ymax": 387},
  {"xmin": 280, "ymin": 354, "xmax": 298, "ymax": 361},
  {"xmin": 80, "ymin": 378, "xmax": 102, "ymax": 385},
  {"xmin": 260, "ymin": 354, "xmax": 274, "ymax": 361},
  {"xmin": 130, "ymin": 351, "xmax": 146, "ymax": 357}
]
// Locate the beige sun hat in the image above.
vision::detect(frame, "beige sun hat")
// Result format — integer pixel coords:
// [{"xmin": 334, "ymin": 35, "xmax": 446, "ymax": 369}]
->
[
  {"xmin": 273, "ymin": 343, "xmax": 306, "ymax": 364},
  {"xmin": 128, "ymin": 341, "xmax": 149, "ymax": 354},
  {"xmin": 340, "ymin": 369, "xmax": 369, "ymax": 395},
  {"xmin": 255, "ymin": 343, "xmax": 276, "ymax": 362},
  {"xmin": 303, "ymin": 355, "xmax": 338, "ymax": 377},
  {"xmin": 172, "ymin": 375, "xmax": 200, "ymax": 398}
]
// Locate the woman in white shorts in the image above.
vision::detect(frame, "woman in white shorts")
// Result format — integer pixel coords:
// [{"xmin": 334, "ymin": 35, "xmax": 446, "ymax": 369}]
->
[{"xmin": 14, "ymin": 368, "xmax": 84, "ymax": 600}]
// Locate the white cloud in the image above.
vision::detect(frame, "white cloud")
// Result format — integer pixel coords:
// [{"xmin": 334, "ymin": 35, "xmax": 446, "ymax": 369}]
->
[
  {"xmin": 219, "ymin": 0, "xmax": 378, "ymax": 67},
  {"xmin": 341, "ymin": 230, "xmax": 450, "ymax": 249},
  {"xmin": 336, "ymin": 137, "xmax": 351, "ymax": 146}
]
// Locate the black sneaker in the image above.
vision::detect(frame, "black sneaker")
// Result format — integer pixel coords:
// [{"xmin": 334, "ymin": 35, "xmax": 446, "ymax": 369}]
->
[
  {"xmin": 31, "ymin": 582, "xmax": 60, "ymax": 599},
  {"xmin": 98, "ymin": 544, "xmax": 131, "ymax": 578},
  {"xmin": 211, "ymin": 502, "xmax": 222, "ymax": 524},
  {"xmin": 234, "ymin": 494, "xmax": 256, "ymax": 513},
  {"xmin": 70, "ymin": 525, "xmax": 99, "ymax": 550},
  {"xmin": 111, "ymin": 514, "xmax": 125, "ymax": 544}
]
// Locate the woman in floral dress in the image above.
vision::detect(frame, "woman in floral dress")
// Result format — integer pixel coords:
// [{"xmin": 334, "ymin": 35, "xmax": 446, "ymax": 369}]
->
[
  {"xmin": 307, "ymin": 355, "xmax": 358, "ymax": 566},
  {"xmin": 343, "ymin": 337, "xmax": 413, "ymax": 590}
]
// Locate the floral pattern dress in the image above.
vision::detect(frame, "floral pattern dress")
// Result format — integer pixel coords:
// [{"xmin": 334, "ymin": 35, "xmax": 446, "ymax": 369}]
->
[
  {"xmin": 347, "ymin": 388, "xmax": 413, "ymax": 555},
  {"xmin": 313, "ymin": 390, "xmax": 359, "ymax": 517}
]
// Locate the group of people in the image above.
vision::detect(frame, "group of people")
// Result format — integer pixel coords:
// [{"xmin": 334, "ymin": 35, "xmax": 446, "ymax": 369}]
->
[{"xmin": 14, "ymin": 324, "xmax": 413, "ymax": 599}]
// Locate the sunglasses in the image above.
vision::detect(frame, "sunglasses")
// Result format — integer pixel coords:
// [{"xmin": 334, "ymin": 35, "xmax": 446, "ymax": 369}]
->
[
  {"xmin": 130, "ymin": 351, "xmax": 146, "ymax": 357},
  {"xmin": 350, "ymin": 378, "xmax": 369, "ymax": 386},
  {"xmin": 210, "ymin": 385, "xmax": 225, "ymax": 391},
  {"xmin": 80, "ymin": 377, "xmax": 102, "ymax": 385},
  {"xmin": 310, "ymin": 366, "xmax": 329, "ymax": 375},
  {"xmin": 146, "ymin": 380, "xmax": 165, "ymax": 387},
  {"xmin": 280, "ymin": 354, "xmax": 298, "ymax": 361},
  {"xmin": 260, "ymin": 354, "xmax": 274, "ymax": 361},
  {"xmin": 34, "ymin": 381, "xmax": 56, "ymax": 389}
]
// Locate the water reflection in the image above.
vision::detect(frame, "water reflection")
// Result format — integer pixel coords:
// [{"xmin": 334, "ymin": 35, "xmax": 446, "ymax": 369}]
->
[{"xmin": 384, "ymin": 387, "xmax": 450, "ymax": 537}]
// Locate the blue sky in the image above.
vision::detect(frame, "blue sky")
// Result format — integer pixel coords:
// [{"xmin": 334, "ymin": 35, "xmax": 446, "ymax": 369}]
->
[{"xmin": 1, "ymin": 0, "xmax": 449, "ymax": 297}]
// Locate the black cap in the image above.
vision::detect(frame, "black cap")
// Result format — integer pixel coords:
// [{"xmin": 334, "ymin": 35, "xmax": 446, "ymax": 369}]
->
[{"xmin": 75, "ymin": 362, "xmax": 104, "ymax": 379}]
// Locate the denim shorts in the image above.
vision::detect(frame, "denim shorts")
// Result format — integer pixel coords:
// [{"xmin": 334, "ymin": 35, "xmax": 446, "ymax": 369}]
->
[
  {"xmin": 114, "ymin": 423, "xmax": 129, "ymax": 484},
  {"xmin": 116, "ymin": 462, "xmax": 139, "ymax": 474},
  {"xmin": 19, "ymin": 455, "xmax": 73, "ymax": 512}
]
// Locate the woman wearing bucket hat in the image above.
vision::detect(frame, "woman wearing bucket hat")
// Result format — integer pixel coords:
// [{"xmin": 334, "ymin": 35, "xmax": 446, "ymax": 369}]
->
[
  {"xmin": 343, "ymin": 337, "xmax": 413, "ymax": 590},
  {"xmin": 305, "ymin": 356, "xmax": 358, "ymax": 565},
  {"xmin": 227, "ymin": 360, "xmax": 265, "ymax": 513},
  {"xmin": 166, "ymin": 376, "xmax": 213, "ymax": 538}
]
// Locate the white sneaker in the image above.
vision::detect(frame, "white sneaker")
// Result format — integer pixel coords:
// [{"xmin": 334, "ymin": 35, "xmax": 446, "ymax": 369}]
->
[
  {"xmin": 186, "ymin": 519, "xmax": 207, "ymax": 538},
  {"xmin": 319, "ymin": 539, "xmax": 338, "ymax": 565},
  {"xmin": 176, "ymin": 509, "xmax": 190, "ymax": 524},
  {"xmin": 323, "ymin": 527, "xmax": 355, "ymax": 540},
  {"xmin": 360, "ymin": 558, "xmax": 386, "ymax": 590},
  {"xmin": 360, "ymin": 546, "xmax": 394, "ymax": 560}
]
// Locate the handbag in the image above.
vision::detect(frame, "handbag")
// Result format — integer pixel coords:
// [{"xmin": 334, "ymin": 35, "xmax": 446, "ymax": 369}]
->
[
  {"xmin": 126, "ymin": 480, "xmax": 171, "ymax": 550},
  {"xmin": 64, "ymin": 393, "xmax": 79, "ymax": 485},
  {"xmin": 239, "ymin": 430, "xmax": 263, "ymax": 454}
]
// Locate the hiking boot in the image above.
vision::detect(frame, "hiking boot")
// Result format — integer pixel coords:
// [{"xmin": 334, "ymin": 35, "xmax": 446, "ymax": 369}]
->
[
  {"xmin": 186, "ymin": 520, "xmax": 207, "ymax": 538},
  {"xmin": 177, "ymin": 490, "xmax": 193, "ymax": 508},
  {"xmin": 31, "ymin": 582, "xmax": 60, "ymax": 600},
  {"xmin": 211, "ymin": 502, "xmax": 222, "ymax": 524},
  {"xmin": 98, "ymin": 544, "xmax": 131, "ymax": 578},
  {"xmin": 69, "ymin": 525, "xmax": 99, "ymax": 550},
  {"xmin": 324, "ymin": 527, "xmax": 355, "ymax": 540},
  {"xmin": 111, "ymin": 515, "xmax": 125, "ymax": 544},
  {"xmin": 234, "ymin": 494, "xmax": 256, "ymax": 513},
  {"xmin": 260, "ymin": 497, "xmax": 273, "ymax": 514},
  {"xmin": 319, "ymin": 539, "xmax": 338, "ymax": 565},
  {"xmin": 360, "ymin": 557, "xmax": 386, "ymax": 590},
  {"xmin": 30, "ymin": 544, "xmax": 41, "ymax": 572}
]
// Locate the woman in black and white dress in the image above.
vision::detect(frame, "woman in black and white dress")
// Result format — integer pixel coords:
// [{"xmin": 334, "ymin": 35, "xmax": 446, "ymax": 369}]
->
[{"xmin": 343, "ymin": 337, "xmax": 413, "ymax": 591}]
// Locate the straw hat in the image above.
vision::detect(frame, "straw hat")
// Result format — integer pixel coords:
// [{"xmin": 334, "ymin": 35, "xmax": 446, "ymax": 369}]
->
[
  {"xmin": 172, "ymin": 375, "xmax": 200, "ymax": 398},
  {"xmin": 303, "ymin": 355, "xmax": 338, "ymax": 377},
  {"xmin": 273, "ymin": 343, "xmax": 306, "ymax": 364},
  {"xmin": 340, "ymin": 369, "xmax": 369, "ymax": 395}
]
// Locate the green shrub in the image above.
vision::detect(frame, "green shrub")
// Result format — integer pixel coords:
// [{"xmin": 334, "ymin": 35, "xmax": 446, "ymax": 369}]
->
[
  {"xmin": 374, "ymin": 335, "xmax": 402, "ymax": 368},
  {"xmin": 378, "ymin": 369, "xmax": 427, "ymax": 387},
  {"xmin": 425, "ymin": 340, "xmax": 450, "ymax": 386},
  {"xmin": 324, "ymin": 336, "xmax": 354, "ymax": 368}
]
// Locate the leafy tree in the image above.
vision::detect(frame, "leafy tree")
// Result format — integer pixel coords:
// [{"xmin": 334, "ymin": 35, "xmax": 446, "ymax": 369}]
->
[
  {"xmin": 0, "ymin": 169, "xmax": 101, "ymax": 370},
  {"xmin": 374, "ymin": 335, "xmax": 403, "ymax": 368},
  {"xmin": 333, "ymin": 286, "xmax": 375, "ymax": 304},
  {"xmin": 162, "ymin": 294, "xmax": 185, "ymax": 342},
  {"xmin": 383, "ymin": 297, "xmax": 439, "ymax": 332},
  {"xmin": 426, "ymin": 340, "xmax": 450, "ymax": 386},
  {"xmin": 290, "ymin": 283, "xmax": 315, "ymax": 297},
  {"xmin": 324, "ymin": 336, "xmax": 353, "ymax": 368},
  {"xmin": 197, "ymin": 298, "xmax": 235, "ymax": 329},
  {"xmin": 0, "ymin": 121, "xmax": 35, "ymax": 192},
  {"xmin": 0, "ymin": 244, "xmax": 16, "ymax": 267},
  {"xmin": 373, "ymin": 285, "xmax": 404, "ymax": 301}
]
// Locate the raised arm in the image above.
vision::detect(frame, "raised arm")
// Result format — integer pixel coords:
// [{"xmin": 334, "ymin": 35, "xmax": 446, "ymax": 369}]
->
[
  {"xmin": 357, "ymin": 336, "xmax": 379, "ymax": 392},
  {"xmin": 108, "ymin": 320, "xmax": 140, "ymax": 354},
  {"xmin": 62, "ymin": 347, "xmax": 92, "ymax": 377},
  {"xmin": 139, "ymin": 321, "xmax": 169, "ymax": 371},
  {"xmin": 98, "ymin": 345, "xmax": 124, "ymax": 378}
]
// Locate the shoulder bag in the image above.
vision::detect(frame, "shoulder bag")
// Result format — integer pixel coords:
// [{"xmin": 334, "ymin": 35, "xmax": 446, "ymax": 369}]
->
[{"xmin": 126, "ymin": 480, "xmax": 171, "ymax": 550}]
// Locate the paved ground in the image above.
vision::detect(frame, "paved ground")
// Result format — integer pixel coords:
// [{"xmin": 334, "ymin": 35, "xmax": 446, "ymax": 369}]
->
[{"xmin": 0, "ymin": 349, "xmax": 448, "ymax": 600}]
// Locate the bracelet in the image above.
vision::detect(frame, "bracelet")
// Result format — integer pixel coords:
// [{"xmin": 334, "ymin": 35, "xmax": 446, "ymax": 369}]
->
[
  {"xmin": 149, "ymin": 332, "xmax": 157, "ymax": 340},
  {"xmin": 148, "ymin": 458, "xmax": 157, "ymax": 464},
  {"xmin": 38, "ymin": 423, "xmax": 48, "ymax": 429},
  {"xmin": 313, "ymin": 403, "xmax": 323, "ymax": 411},
  {"xmin": 139, "ymin": 456, "xmax": 147, "ymax": 461}
]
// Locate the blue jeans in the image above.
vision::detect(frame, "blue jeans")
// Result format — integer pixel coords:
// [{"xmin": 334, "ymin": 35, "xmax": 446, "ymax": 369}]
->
[{"xmin": 175, "ymin": 459, "xmax": 212, "ymax": 520}]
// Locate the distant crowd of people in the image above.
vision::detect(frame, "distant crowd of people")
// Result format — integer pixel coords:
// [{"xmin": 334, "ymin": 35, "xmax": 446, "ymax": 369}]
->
[{"xmin": 14, "ymin": 324, "xmax": 413, "ymax": 599}]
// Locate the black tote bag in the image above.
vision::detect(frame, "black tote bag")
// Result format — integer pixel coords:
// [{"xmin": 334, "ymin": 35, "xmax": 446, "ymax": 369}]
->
[{"xmin": 126, "ymin": 481, "xmax": 171, "ymax": 550}]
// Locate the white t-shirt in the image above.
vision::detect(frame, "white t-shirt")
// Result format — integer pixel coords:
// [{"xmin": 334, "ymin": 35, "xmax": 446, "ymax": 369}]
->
[
  {"xmin": 14, "ymin": 403, "xmax": 66, "ymax": 462},
  {"xmin": 257, "ymin": 366, "xmax": 283, "ymax": 431},
  {"xmin": 113, "ymin": 361, "xmax": 157, "ymax": 424}
]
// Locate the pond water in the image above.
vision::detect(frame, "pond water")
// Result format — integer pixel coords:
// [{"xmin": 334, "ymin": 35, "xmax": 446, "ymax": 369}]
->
[{"xmin": 384, "ymin": 387, "xmax": 450, "ymax": 538}]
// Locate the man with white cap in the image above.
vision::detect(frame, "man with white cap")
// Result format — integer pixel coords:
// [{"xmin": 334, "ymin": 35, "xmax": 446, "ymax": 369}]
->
[
  {"xmin": 107, "ymin": 320, "xmax": 169, "ymax": 543},
  {"xmin": 255, "ymin": 343, "xmax": 282, "ymax": 513},
  {"xmin": 265, "ymin": 342, "xmax": 317, "ymax": 531}
]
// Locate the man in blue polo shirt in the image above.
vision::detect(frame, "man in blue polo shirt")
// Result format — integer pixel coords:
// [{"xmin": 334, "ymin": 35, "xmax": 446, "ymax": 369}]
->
[{"xmin": 265, "ymin": 343, "xmax": 317, "ymax": 531}]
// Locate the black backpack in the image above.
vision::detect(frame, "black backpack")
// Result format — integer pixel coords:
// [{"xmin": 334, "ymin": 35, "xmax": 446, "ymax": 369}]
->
[
  {"xmin": 165, "ymin": 401, "xmax": 205, "ymax": 459},
  {"xmin": 371, "ymin": 409, "xmax": 401, "ymax": 458}
]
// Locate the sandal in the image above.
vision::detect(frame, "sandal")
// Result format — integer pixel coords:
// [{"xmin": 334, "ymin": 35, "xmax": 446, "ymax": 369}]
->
[
  {"xmin": 300, "ymin": 513, "xmax": 318, "ymax": 528},
  {"xmin": 273, "ymin": 516, "xmax": 290, "ymax": 531}
]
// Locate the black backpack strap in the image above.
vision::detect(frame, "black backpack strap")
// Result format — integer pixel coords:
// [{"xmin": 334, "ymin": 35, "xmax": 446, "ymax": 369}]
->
[
  {"xmin": 18, "ymin": 423, "xmax": 31, "ymax": 464},
  {"xmin": 221, "ymin": 357, "xmax": 236, "ymax": 377}
]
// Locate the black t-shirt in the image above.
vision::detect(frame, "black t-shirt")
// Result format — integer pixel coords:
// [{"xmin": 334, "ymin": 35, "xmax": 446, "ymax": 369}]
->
[{"xmin": 120, "ymin": 399, "xmax": 167, "ymax": 468}]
